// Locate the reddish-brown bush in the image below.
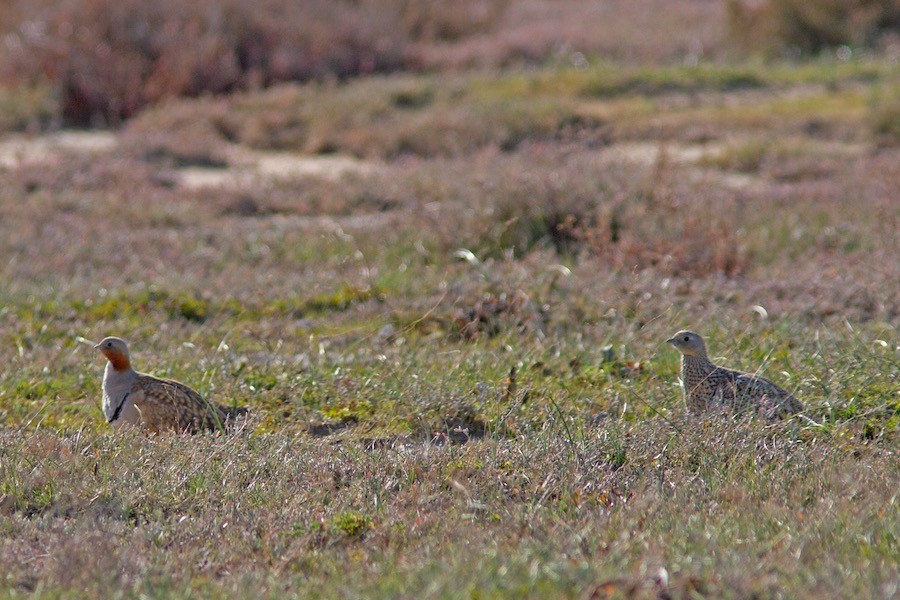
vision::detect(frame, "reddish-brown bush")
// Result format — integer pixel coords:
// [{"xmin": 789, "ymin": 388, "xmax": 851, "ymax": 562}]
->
[{"xmin": 0, "ymin": 0, "xmax": 509, "ymax": 126}]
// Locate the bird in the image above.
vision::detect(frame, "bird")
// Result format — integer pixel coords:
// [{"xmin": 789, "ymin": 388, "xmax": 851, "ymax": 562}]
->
[
  {"xmin": 95, "ymin": 336, "xmax": 247, "ymax": 433},
  {"xmin": 666, "ymin": 330, "xmax": 803, "ymax": 419}
]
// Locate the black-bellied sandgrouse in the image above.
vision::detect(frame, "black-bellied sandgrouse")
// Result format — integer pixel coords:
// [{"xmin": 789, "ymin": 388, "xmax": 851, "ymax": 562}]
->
[
  {"xmin": 666, "ymin": 330, "xmax": 803, "ymax": 419},
  {"xmin": 95, "ymin": 336, "xmax": 247, "ymax": 433}
]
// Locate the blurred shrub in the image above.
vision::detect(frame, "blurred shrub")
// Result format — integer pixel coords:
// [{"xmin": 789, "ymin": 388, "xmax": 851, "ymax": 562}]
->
[
  {"xmin": 0, "ymin": 0, "xmax": 508, "ymax": 127},
  {"xmin": 414, "ymin": 149, "xmax": 749, "ymax": 277},
  {"xmin": 867, "ymin": 87, "xmax": 900, "ymax": 147},
  {"xmin": 399, "ymin": 0, "xmax": 510, "ymax": 41},
  {"xmin": 726, "ymin": 0, "xmax": 900, "ymax": 56},
  {"xmin": 0, "ymin": 84, "xmax": 60, "ymax": 132}
]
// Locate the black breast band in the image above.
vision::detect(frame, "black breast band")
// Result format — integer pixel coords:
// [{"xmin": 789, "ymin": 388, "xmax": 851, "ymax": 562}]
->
[{"xmin": 109, "ymin": 392, "xmax": 130, "ymax": 424}]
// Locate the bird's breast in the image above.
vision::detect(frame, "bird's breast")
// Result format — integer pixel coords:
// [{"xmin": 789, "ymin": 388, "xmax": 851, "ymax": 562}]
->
[{"xmin": 102, "ymin": 367, "xmax": 140, "ymax": 424}]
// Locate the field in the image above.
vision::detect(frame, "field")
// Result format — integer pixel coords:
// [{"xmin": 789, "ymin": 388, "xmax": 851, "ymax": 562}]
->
[{"xmin": 0, "ymin": 1, "xmax": 898, "ymax": 598}]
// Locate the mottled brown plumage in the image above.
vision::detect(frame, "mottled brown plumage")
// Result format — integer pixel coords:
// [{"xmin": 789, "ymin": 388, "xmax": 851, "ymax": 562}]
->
[
  {"xmin": 96, "ymin": 337, "xmax": 247, "ymax": 433},
  {"xmin": 666, "ymin": 330, "xmax": 803, "ymax": 419}
]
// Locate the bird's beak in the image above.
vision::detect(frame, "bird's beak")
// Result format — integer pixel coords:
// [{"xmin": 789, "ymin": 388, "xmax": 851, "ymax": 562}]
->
[
  {"xmin": 665, "ymin": 338, "xmax": 675, "ymax": 345},
  {"xmin": 93, "ymin": 343, "xmax": 102, "ymax": 349}
]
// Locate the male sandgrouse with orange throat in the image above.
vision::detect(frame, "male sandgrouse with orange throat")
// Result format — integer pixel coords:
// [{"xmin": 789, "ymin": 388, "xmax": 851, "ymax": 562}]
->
[
  {"xmin": 666, "ymin": 330, "xmax": 803, "ymax": 419},
  {"xmin": 96, "ymin": 336, "xmax": 246, "ymax": 433}
]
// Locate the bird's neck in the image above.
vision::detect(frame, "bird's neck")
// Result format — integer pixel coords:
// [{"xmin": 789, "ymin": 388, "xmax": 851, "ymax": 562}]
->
[
  {"xmin": 104, "ymin": 359, "xmax": 134, "ymax": 382},
  {"xmin": 683, "ymin": 354, "xmax": 714, "ymax": 375},
  {"xmin": 106, "ymin": 353, "xmax": 131, "ymax": 372}
]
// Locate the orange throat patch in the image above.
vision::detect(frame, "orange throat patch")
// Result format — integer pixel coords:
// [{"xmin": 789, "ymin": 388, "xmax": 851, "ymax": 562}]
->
[{"xmin": 104, "ymin": 351, "xmax": 131, "ymax": 372}]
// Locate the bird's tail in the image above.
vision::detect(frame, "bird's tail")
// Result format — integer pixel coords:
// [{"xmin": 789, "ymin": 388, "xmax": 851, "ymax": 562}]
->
[
  {"xmin": 211, "ymin": 403, "xmax": 250, "ymax": 431},
  {"xmin": 222, "ymin": 405, "xmax": 249, "ymax": 421},
  {"xmin": 764, "ymin": 394, "xmax": 804, "ymax": 419},
  {"xmin": 783, "ymin": 395, "xmax": 804, "ymax": 414}
]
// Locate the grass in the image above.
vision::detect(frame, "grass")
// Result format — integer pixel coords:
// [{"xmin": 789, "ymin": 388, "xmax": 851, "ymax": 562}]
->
[
  {"xmin": 1, "ymin": 1, "xmax": 899, "ymax": 598},
  {"xmin": 0, "ymin": 417, "xmax": 896, "ymax": 597}
]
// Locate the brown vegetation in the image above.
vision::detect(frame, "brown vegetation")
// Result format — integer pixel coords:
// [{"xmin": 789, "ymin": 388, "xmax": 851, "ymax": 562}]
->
[
  {"xmin": 0, "ymin": 0, "xmax": 734, "ymax": 128},
  {"xmin": 0, "ymin": 0, "xmax": 510, "ymax": 125}
]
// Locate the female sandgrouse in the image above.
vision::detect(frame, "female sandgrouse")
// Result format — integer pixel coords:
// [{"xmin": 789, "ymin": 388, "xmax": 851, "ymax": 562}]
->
[
  {"xmin": 666, "ymin": 330, "xmax": 803, "ymax": 419},
  {"xmin": 95, "ymin": 336, "xmax": 247, "ymax": 433}
]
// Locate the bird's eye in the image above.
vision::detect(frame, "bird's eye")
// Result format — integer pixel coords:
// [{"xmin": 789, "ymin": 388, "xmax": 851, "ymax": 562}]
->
[
  {"xmin": 107, "ymin": 342, "xmax": 113, "ymax": 347},
  {"xmin": 683, "ymin": 336, "xmax": 690, "ymax": 342}
]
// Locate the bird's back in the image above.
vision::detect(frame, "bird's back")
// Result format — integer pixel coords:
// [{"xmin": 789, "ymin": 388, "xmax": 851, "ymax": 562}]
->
[
  {"xmin": 727, "ymin": 369, "xmax": 803, "ymax": 417},
  {"xmin": 131, "ymin": 373, "xmax": 241, "ymax": 433}
]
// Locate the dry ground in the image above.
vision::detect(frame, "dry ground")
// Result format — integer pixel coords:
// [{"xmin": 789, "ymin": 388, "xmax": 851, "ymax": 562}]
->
[{"xmin": 0, "ymin": 3, "xmax": 898, "ymax": 599}]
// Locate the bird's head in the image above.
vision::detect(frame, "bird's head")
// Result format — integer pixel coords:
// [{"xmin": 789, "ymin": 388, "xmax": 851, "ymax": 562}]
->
[
  {"xmin": 665, "ymin": 330, "xmax": 708, "ymax": 358},
  {"xmin": 95, "ymin": 336, "xmax": 131, "ymax": 371}
]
